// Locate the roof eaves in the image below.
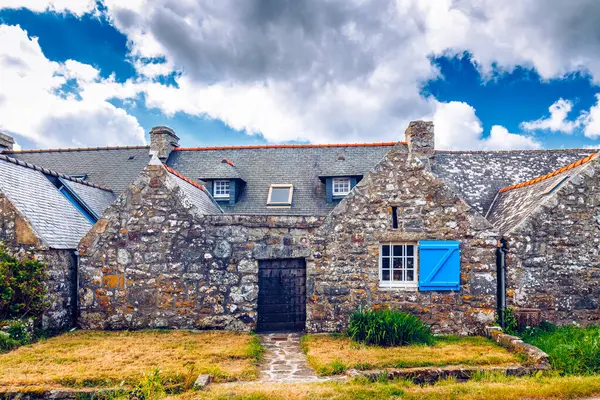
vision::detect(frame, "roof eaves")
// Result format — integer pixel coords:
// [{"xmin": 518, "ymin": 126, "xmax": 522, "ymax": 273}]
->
[
  {"xmin": 4, "ymin": 145, "xmax": 150, "ymax": 154},
  {"xmin": 0, "ymin": 154, "xmax": 113, "ymax": 192},
  {"xmin": 173, "ymin": 141, "xmax": 402, "ymax": 151}
]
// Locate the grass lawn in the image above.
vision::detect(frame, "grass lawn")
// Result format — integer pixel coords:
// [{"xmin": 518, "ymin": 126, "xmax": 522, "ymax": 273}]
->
[
  {"xmin": 522, "ymin": 324, "xmax": 600, "ymax": 375},
  {"xmin": 301, "ymin": 334, "xmax": 520, "ymax": 375},
  {"xmin": 0, "ymin": 330, "xmax": 263, "ymax": 392},
  {"xmin": 176, "ymin": 373, "xmax": 600, "ymax": 400}
]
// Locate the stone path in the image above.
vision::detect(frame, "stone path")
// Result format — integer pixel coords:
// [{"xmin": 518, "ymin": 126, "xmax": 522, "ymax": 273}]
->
[{"xmin": 259, "ymin": 333, "xmax": 335, "ymax": 383}]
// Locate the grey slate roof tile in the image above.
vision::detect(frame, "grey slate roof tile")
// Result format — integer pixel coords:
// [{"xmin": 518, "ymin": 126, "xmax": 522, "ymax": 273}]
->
[
  {"xmin": 486, "ymin": 155, "xmax": 596, "ymax": 234},
  {"xmin": 164, "ymin": 168, "xmax": 222, "ymax": 215},
  {"xmin": 433, "ymin": 149, "xmax": 593, "ymax": 215},
  {"xmin": 7, "ymin": 147, "xmax": 151, "ymax": 194},
  {"xmin": 166, "ymin": 145, "xmax": 395, "ymax": 215},
  {"xmin": 59, "ymin": 177, "xmax": 116, "ymax": 218},
  {"xmin": 0, "ymin": 158, "xmax": 94, "ymax": 249}
]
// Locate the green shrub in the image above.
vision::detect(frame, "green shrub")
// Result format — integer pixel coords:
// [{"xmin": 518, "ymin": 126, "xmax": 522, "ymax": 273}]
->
[
  {"xmin": 0, "ymin": 245, "xmax": 49, "ymax": 320},
  {"xmin": 522, "ymin": 324, "xmax": 600, "ymax": 375},
  {"xmin": 347, "ymin": 308, "xmax": 433, "ymax": 347},
  {"xmin": 0, "ymin": 332, "xmax": 19, "ymax": 352},
  {"xmin": 494, "ymin": 307, "xmax": 519, "ymax": 335},
  {"xmin": 7, "ymin": 321, "xmax": 31, "ymax": 344}
]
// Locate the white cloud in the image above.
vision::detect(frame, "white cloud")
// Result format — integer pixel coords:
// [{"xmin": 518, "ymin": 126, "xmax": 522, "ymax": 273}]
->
[
  {"xmin": 0, "ymin": 0, "xmax": 95, "ymax": 16},
  {"xmin": 433, "ymin": 101, "xmax": 540, "ymax": 150},
  {"xmin": 0, "ymin": 25, "xmax": 145, "ymax": 148},
  {"xmin": 583, "ymin": 94, "xmax": 600, "ymax": 139},
  {"xmin": 4, "ymin": 0, "xmax": 600, "ymax": 148},
  {"xmin": 521, "ymin": 99, "xmax": 583, "ymax": 134}
]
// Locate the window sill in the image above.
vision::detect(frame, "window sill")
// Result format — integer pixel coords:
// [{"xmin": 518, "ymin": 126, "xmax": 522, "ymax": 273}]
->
[
  {"xmin": 214, "ymin": 197, "xmax": 231, "ymax": 201},
  {"xmin": 378, "ymin": 283, "xmax": 418, "ymax": 291}
]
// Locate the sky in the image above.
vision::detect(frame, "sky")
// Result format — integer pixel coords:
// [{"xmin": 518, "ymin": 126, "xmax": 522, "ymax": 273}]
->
[{"xmin": 1, "ymin": 1, "xmax": 600, "ymax": 151}]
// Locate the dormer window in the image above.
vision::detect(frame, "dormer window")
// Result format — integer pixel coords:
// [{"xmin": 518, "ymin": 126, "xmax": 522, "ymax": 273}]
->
[
  {"xmin": 267, "ymin": 184, "xmax": 293, "ymax": 206},
  {"xmin": 332, "ymin": 177, "xmax": 351, "ymax": 196},
  {"xmin": 213, "ymin": 180, "xmax": 230, "ymax": 198}
]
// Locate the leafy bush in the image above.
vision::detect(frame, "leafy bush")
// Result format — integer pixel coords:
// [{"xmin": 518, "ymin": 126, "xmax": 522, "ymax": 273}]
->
[
  {"xmin": 0, "ymin": 332, "xmax": 19, "ymax": 353},
  {"xmin": 522, "ymin": 324, "xmax": 600, "ymax": 375},
  {"xmin": 347, "ymin": 308, "xmax": 433, "ymax": 347},
  {"xmin": 7, "ymin": 321, "xmax": 31, "ymax": 344},
  {"xmin": 494, "ymin": 307, "xmax": 519, "ymax": 335},
  {"xmin": 0, "ymin": 245, "xmax": 48, "ymax": 320}
]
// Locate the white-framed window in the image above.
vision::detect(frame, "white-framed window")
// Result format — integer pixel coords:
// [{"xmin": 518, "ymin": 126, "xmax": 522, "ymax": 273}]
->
[
  {"xmin": 213, "ymin": 180, "xmax": 230, "ymax": 198},
  {"xmin": 332, "ymin": 177, "xmax": 351, "ymax": 196},
  {"xmin": 267, "ymin": 184, "xmax": 293, "ymax": 206},
  {"xmin": 379, "ymin": 243, "xmax": 418, "ymax": 288}
]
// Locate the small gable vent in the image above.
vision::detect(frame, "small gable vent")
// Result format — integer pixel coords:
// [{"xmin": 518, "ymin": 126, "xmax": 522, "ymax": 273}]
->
[
  {"xmin": 128, "ymin": 155, "xmax": 136, "ymax": 160},
  {"xmin": 337, "ymin": 153, "xmax": 346, "ymax": 161}
]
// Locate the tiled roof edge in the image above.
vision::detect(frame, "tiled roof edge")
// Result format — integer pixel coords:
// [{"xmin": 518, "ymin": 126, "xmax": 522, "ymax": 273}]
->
[
  {"xmin": 499, "ymin": 153, "xmax": 597, "ymax": 193},
  {"xmin": 4, "ymin": 145, "xmax": 150, "ymax": 154},
  {"xmin": 0, "ymin": 154, "xmax": 113, "ymax": 192},
  {"xmin": 221, "ymin": 158, "xmax": 235, "ymax": 167},
  {"xmin": 174, "ymin": 141, "xmax": 402, "ymax": 151},
  {"xmin": 436, "ymin": 148, "xmax": 595, "ymax": 154},
  {"xmin": 164, "ymin": 165, "xmax": 206, "ymax": 191}
]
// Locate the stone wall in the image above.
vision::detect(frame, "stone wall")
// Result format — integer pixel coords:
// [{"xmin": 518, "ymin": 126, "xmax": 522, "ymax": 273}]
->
[
  {"xmin": 78, "ymin": 163, "xmax": 323, "ymax": 330},
  {"xmin": 505, "ymin": 160, "xmax": 600, "ymax": 325},
  {"xmin": 307, "ymin": 144, "xmax": 499, "ymax": 335},
  {"xmin": 0, "ymin": 193, "xmax": 76, "ymax": 330}
]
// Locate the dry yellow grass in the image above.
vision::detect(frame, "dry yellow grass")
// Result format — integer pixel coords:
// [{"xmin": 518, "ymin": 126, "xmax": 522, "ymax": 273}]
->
[
  {"xmin": 301, "ymin": 334, "xmax": 520, "ymax": 375},
  {"xmin": 175, "ymin": 374, "xmax": 600, "ymax": 400},
  {"xmin": 0, "ymin": 330, "xmax": 261, "ymax": 391}
]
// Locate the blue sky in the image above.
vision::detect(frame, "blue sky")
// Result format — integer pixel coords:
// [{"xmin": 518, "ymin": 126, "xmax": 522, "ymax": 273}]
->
[{"xmin": 1, "ymin": 1, "xmax": 600, "ymax": 150}]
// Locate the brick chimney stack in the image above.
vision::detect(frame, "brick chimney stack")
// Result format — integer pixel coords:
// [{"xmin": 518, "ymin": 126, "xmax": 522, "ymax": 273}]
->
[
  {"xmin": 0, "ymin": 132, "xmax": 15, "ymax": 152},
  {"xmin": 149, "ymin": 126, "xmax": 179, "ymax": 161},
  {"xmin": 404, "ymin": 121, "xmax": 434, "ymax": 157}
]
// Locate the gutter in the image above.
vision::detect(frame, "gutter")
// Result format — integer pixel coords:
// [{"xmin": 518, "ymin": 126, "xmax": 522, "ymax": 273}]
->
[{"xmin": 496, "ymin": 238, "xmax": 508, "ymax": 329}]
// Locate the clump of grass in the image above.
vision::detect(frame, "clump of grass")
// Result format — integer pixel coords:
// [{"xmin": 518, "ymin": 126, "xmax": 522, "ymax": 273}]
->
[
  {"xmin": 347, "ymin": 308, "xmax": 433, "ymax": 347},
  {"xmin": 246, "ymin": 333, "xmax": 265, "ymax": 362},
  {"xmin": 522, "ymin": 324, "xmax": 600, "ymax": 375}
]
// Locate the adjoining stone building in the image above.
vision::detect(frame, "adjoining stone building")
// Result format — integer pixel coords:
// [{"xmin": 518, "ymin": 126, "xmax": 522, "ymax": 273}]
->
[
  {"xmin": 0, "ymin": 152, "xmax": 114, "ymax": 330},
  {"xmin": 1, "ymin": 122, "xmax": 599, "ymax": 334}
]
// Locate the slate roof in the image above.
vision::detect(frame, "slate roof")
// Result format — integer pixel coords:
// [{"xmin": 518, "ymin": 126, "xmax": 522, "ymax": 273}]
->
[
  {"xmin": 5, "ymin": 146, "xmax": 151, "ymax": 194},
  {"xmin": 59, "ymin": 177, "xmax": 116, "ymax": 218},
  {"xmin": 433, "ymin": 149, "xmax": 592, "ymax": 216},
  {"xmin": 486, "ymin": 154, "xmax": 596, "ymax": 234},
  {"xmin": 198, "ymin": 161, "xmax": 243, "ymax": 180},
  {"xmin": 164, "ymin": 166, "xmax": 222, "ymax": 215},
  {"xmin": 0, "ymin": 155, "xmax": 113, "ymax": 249},
  {"xmin": 166, "ymin": 143, "xmax": 397, "ymax": 215}
]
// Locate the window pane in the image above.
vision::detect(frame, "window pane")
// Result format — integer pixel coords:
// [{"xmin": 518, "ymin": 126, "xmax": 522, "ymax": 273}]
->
[
  {"xmin": 381, "ymin": 269, "xmax": 390, "ymax": 281},
  {"xmin": 382, "ymin": 245, "xmax": 390, "ymax": 257},
  {"xmin": 392, "ymin": 258, "xmax": 403, "ymax": 269},
  {"xmin": 406, "ymin": 269, "xmax": 414, "ymax": 281},
  {"xmin": 393, "ymin": 270, "xmax": 402, "ymax": 281},
  {"xmin": 382, "ymin": 257, "xmax": 390, "ymax": 269},
  {"xmin": 406, "ymin": 258, "xmax": 414, "ymax": 268},
  {"xmin": 407, "ymin": 245, "xmax": 414, "ymax": 256},
  {"xmin": 393, "ymin": 245, "xmax": 403, "ymax": 257},
  {"xmin": 270, "ymin": 187, "xmax": 291, "ymax": 203},
  {"xmin": 333, "ymin": 178, "xmax": 350, "ymax": 194}
]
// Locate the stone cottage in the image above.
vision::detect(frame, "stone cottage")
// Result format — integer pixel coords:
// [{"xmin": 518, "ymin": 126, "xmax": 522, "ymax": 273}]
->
[{"xmin": 0, "ymin": 123, "xmax": 598, "ymax": 334}]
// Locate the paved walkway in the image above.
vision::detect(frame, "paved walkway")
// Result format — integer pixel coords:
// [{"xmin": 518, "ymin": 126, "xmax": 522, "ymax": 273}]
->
[{"xmin": 259, "ymin": 333, "xmax": 334, "ymax": 383}]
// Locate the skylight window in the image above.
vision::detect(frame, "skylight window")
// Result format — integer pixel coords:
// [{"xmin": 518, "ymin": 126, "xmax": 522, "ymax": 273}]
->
[
  {"xmin": 213, "ymin": 180, "xmax": 230, "ymax": 198},
  {"xmin": 332, "ymin": 177, "xmax": 351, "ymax": 195},
  {"xmin": 267, "ymin": 184, "xmax": 293, "ymax": 206}
]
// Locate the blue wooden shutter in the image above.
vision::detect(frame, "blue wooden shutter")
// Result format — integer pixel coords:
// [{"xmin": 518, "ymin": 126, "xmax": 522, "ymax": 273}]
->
[{"xmin": 418, "ymin": 240, "xmax": 460, "ymax": 291}]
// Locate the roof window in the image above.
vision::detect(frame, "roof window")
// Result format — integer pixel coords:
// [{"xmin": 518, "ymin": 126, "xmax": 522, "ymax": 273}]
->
[
  {"xmin": 213, "ymin": 180, "xmax": 230, "ymax": 198},
  {"xmin": 267, "ymin": 184, "xmax": 293, "ymax": 206},
  {"xmin": 332, "ymin": 177, "xmax": 351, "ymax": 196}
]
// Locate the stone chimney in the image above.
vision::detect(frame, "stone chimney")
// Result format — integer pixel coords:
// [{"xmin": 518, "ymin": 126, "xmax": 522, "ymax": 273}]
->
[
  {"xmin": 149, "ymin": 126, "xmax": 179, "ymax": 161},
  {"xmin": 404, "ymin": 121, "xmax": 434, "ymax": 156},
  {"xmin": 0, "ymin": 132, "xmax": 14, "ymax": 152}
]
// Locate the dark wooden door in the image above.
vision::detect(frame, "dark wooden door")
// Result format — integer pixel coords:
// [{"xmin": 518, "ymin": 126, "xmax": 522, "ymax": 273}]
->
[{"xmin": 257, "ymin": 258, "xmax": 306, "ymax": 332}]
